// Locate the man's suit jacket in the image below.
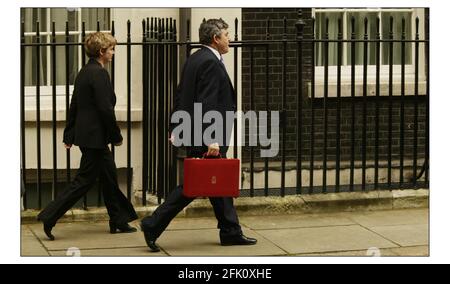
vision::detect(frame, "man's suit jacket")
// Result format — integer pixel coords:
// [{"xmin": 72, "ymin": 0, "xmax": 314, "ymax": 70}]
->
[
  {"xmin": 63, "ymin": 58, "xmax": 123, "ymax": 149},
  {"xmin": 171, "ymin": 47, "xmax": 236, "ymax": 157}
]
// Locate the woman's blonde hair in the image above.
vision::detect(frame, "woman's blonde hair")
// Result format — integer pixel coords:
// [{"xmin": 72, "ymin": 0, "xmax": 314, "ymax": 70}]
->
[{"xmin": 84, "ymin": 32, "xmax": 117, "ymax": 58}]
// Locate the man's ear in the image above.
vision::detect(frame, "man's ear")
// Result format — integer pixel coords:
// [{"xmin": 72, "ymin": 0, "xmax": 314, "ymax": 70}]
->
[{"xmin": 212, "ymin": 34, "xmax": 220, "ymax": 45}]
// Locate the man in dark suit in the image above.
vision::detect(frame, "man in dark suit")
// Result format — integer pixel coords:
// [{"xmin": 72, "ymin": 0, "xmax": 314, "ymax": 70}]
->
[
  {"xmin": 37, "ymin": 32, "xmax": 138, "ymax": 240},
  {"xmin": 141, "ymin": 19, "xmax": 257, "ymax": 252}
]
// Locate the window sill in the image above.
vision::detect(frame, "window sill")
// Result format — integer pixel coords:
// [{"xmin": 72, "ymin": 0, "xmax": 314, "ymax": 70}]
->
[
  {"xmin": 307, "ymin": 79, "xmax": 427, "ymax": 98},
  {"xmin": 24, "ymin": 107, "xmax": 143, "ymax": 122}
]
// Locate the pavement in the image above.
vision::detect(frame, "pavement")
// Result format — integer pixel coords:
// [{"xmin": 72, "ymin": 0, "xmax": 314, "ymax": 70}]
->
[{"xmin": 21, "ymin": 208, "xmax": 428, "ymax": 257}]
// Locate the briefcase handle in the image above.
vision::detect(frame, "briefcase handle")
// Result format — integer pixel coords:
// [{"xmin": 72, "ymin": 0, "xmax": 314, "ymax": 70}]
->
[{"xmin": 202, "ymin": 153, "xmax": 222, "ymax": 159}]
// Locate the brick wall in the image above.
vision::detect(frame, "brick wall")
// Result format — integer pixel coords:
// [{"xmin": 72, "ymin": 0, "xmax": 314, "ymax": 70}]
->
[{"xmin": 240, "ymin": 8, "xmax": 428, "ymax": 164}]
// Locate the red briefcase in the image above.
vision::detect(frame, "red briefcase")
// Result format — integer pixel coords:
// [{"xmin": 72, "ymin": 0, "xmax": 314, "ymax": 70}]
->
[{"xmin": 183, "ymin": 155, "xmax": 240, "ymax": 198}]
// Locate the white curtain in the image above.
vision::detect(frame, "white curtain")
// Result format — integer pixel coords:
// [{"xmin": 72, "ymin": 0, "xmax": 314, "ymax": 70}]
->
[
  {"xmin": 315, "ymin": 12, "xmax": 342, "ymax": 66},
  {"xmin": 51, "ymin": 8, "xmax": 79, "ymax": 85},
  {"xmin": 82, "ymin": 8, "xmax": 110, "ymax": 31},
  {"xmin": 22, "ymin": 8, "xmax": 46, "ymax": 86},
  {"xmin": 315, "ymin": 10, "xmax": 412, "ymax": 67},
  {"xmin": 346, "ymin": 12, "xmax": 378, "ymax": 66},
  {"xmin": 381, "ymin": 12, "xmax": 412, "ymax": 65}
]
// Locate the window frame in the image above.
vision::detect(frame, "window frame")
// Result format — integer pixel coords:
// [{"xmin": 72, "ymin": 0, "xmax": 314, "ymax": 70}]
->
[
  {"xmin": 311, "ymin": 8, "xmax": 427, "ymax": 97},
  {"xmin": 23, "ymin": 8, "xmax": 111, "ymax": 98}
]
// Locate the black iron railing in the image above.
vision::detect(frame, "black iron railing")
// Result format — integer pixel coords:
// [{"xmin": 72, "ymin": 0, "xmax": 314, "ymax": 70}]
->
[{"xmin": 20, "ymin": 10, "xmax": 429, "ymax": 210}]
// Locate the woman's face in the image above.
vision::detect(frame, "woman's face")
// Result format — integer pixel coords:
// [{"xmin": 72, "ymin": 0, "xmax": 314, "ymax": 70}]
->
[{"xmin": 99, "ymin": 45, "xmax": 115, "ymax": 64}]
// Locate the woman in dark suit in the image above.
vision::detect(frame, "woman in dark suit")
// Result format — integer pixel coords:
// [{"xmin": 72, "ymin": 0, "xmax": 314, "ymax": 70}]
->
[{"xmin": 37, "ymin": 32, "xmax": 138, "ymax": 240}]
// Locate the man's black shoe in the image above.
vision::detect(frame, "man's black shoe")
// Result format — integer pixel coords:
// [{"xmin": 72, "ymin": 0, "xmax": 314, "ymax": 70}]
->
[
  {"xmin": 143, "ymin": 231, "xmax": 160, "ymax": 252},
  {"xmin": 43, "ymin": 224, "xmax": 55, "ymax": 241},
  {"xmin": 140, "ymin": 224, "xmax": 160, "ymax": 252},
  {"xmin": 220, "ymin": 234, "xmax": 257, "ymax": 246}
]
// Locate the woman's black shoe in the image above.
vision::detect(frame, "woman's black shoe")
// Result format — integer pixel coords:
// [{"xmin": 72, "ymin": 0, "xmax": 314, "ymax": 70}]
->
[
  {"xmin": 109, "ymin": 221, "xmax": 137, "ymax": 234},
  {"xmin": 43, "ymin": 224, "xmax": 55, "ymax": 241}
]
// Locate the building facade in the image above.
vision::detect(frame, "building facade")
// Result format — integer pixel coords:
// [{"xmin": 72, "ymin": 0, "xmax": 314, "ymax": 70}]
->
[{"xmin": 21, "ymin": 8, "xmax": 429, "ymax": 208}]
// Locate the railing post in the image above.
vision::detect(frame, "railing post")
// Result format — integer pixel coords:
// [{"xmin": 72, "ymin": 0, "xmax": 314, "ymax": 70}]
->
[
  {"xmin": 142, "ymin": 18, "xmax": 148, "ymax": 206},
  {"xmin": 66, "ymin": 21, "xmax": 72, "ymax": 194},
  {"xmin": 234, "ymin": 17, "xmax": 239, "ymax": 160},
  {"xmin": 336, "ymin": 18, "xmax": 343, "ymax": 193},
  {"xmin": 309, "ymin": 17, "xmax": 316, "ymax": 194},
  {"xmin": 350, "ymin": 16, "xmax": 356, "ymax": 192},
  {"xmin": 111, "ymin": 21, "xmax": 116, "ymax": 161},
  {"xmin": 388, "ymin": 16, "xmax": 394, "ymax": 189},
  {"xmin": 249, "ymin": 43, "xmax": 254, "ymax": 197},
  {"xmin": 20, "ymin": 21, "xmax": 27, "ymax": 208},
  {"xmin": 157, "ymin": 18, "xmax": 164, "ymax": 203},
  {"xmin": 425, "ymin": 16, "xmax": 429, "ymax": 186},
  {"xmin": 295, "ymin": 9, "xmax": 305, "ymax": 195},
  {"xmin": 51, "ymin": 22, "xmax": 57, "ymax": 201},
  {"xmin": 97, "ymin": 19, "xmax": 104, "ymax": 207},
  {"xmin": 375, "ymin": 17, "xmax": 381, "ymax": 190},
  {"xmin": 362, "ymin": 17, "xmax": 368, "ymax": 191},
  {"xmin": 400, "ymin": 17, "xmax": 406, "ymax": 187},
  {"xmin": 264, "ymin": 17, "xmax": 271, "ymax": 196},
  {"xmin": 170, "ymin": 19, "xmax": 178, "ymax": 191},
  {"xmin": 413, "ymin": 16, "xmax": 420, "ymax": 188},
  {"xmin": 159, "ymin": 18, "xmax": 165, "ymax": 197},
  {"xmin": 81, "ymin": 22, "xmax": 87, "ymax": 209},
  {"xmin": 150, "ymin": 17, "xmax": 157, "ymax": 196},
  {"xmin": 164, "ymin": 18, "xmax": 170, "ymax": 197},
  {"xmin": 281, "ymin": 16, "xmax": 287, "ymax": 197},
  {"xmin": 322, "ymin": 17, "xmax": 329, "ymax": 193},
  {"xmin": 168, "ymin": 18, "xmax": 173, "ymax": 195},
  {"xmin": 126, "ymin": 20, "xmax": 132, "ymax": 201},
  {"xmin": 36, "ymin": 21, "xmax": 42, "ymax": 209},
  {"xmin": 186, "ymin": 19, "xmax": 191, "ymax": 58}
]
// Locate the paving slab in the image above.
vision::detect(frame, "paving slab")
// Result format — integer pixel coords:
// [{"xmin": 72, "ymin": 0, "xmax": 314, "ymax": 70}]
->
[
  {"xmin": 21, "ymin": 226, "xmax": 49, "ymax": 256},
  {"xmin": 240, "ymin": 214, "xmax": 355, "ymax": 230},
  {"xmin": 296, "ymin": 248, "xmax": 399, "ymax": 257},
  {"xmin": 256, "ymin": 225, "xmax": 398, "ymax": 255},
  {"xmin": 166, "ymin": 217, "xmax": 219, "ymax": 230},
  {"xmin": 298, "ymin": 246, "xmax": 428, "ymax": 257},
  {"xmin": 297, "ymin": 246, "xmax": 429, "ymax": 257},
  {"xmin": 28, "ymin": 222, "xmax": 146, "ymax": 251},
  {"xmin": 369, "ymin": 224, "xmax": 429, "ymax": 247},
  {"xmin": 387, "ymin": 245, "xmax": 429, "ymax": 256},
  {"xmin": 346, "ymin": 209, "xmax": 428, "ymax": 227},
  {"xmin": 49, "ymin": 246, "xmax": 168, "ymax": 256},
  {"xmin": 155, "ymin": 229, "xmax": 286, "ymax": 256}
]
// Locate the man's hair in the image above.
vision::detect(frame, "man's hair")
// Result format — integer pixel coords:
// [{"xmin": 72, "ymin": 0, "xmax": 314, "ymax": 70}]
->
[
  {"xmin": 198, "ymin": 18, "xmax": 229, "ymax": 45},
  {"xmin": 84, "ymin": 32, "xmax": 117, "ymax": 58}
]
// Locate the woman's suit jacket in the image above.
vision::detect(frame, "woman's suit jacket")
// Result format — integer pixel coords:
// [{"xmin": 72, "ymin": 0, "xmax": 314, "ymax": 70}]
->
[{"xmin": 63, "ymin": 58, "xmax": 122, "ymax": 149}]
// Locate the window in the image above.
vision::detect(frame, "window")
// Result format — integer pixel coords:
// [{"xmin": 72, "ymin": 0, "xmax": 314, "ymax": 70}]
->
[
  {"xmin": 21, "ymin": 8, "xmax": 110, "ymax": 94},
  {"xmin": 312, "ymin": 8, "xmax": 426, "ymax": 89}
]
